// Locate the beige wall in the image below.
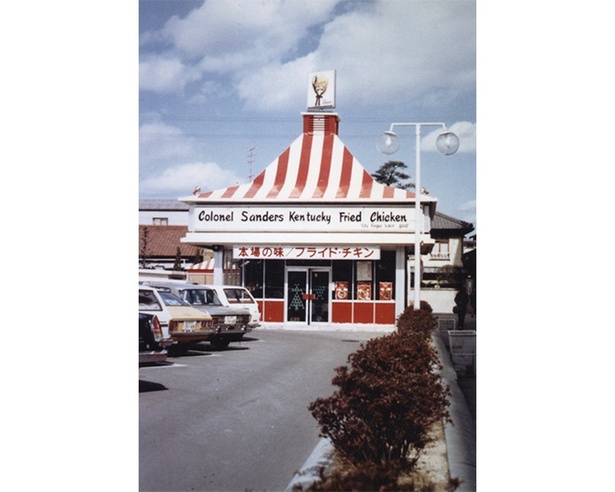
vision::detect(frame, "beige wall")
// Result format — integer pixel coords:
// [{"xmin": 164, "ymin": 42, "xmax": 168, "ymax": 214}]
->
[
  {"xmin": 187, "ymin": 273, "xmax": 214, "ymax": 284},
  {"xmin": 423, "ymin": 236, "xmax": 465, "ymax": 269}
]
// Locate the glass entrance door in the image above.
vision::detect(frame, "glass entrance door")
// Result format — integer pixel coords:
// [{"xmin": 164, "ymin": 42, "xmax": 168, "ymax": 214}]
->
[
  {"xmin": 287, "ymin": 270, "xmax": 307, "ymax": 322},
  {"xmin": 309, "ymin": 269, "xmax": 329, "ymax": 323},
  {"xmin": 286, "ymin": 268, "xmax": 330, "ymax": 325}
]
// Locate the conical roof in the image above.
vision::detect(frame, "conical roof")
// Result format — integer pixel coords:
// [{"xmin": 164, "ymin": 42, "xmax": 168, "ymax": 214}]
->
[{"xmin": 181, "ymin": 130, "xmax": 434, "ymax": 205}]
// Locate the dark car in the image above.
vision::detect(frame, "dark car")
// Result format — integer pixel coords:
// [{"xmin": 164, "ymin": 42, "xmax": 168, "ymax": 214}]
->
[{"xmin": 139, "ymin": 312, "xmax": 168, "ymax": 365}]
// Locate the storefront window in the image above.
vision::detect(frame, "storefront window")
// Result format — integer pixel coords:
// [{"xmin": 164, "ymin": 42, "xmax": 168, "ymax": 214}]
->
[
  {"xmin": 241, "ymin": 252, "xmax": 397, "ymax": 302},
  {"xmin": 264, "ymin": 260, "xmax": 284, "ymax": 298},
  {"xmin": 375, "ymin": 250, "xmax": 396, "ymax": 300},
  {"xmin": 243, "ymin": 259, "xmax": 264, "ymax": 298},
  {"xmin": 333, "ymin": 261, "xmax": 353, "ymax": 300},
  {"xmin": 355, "ymin": 261, "xmax": 373, "ymax": 300}
]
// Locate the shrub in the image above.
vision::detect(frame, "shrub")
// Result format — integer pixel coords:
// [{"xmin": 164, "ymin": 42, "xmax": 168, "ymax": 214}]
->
[
  {"xmin": 396, "ymin": 305, "xmax": 438, "ymax": 339},
  {"xmin": 408, "ymin": 300, "xmax": 433, "ymax": 313},
  {"xmin": 308, "ymin": 331, "xmax": 450, "ymax": 470}
]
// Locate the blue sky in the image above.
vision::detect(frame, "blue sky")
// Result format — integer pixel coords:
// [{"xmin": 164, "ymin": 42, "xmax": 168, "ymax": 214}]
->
[{"xmin": 139, "ymin": 0, "xmax": 477, "ymax": 226}]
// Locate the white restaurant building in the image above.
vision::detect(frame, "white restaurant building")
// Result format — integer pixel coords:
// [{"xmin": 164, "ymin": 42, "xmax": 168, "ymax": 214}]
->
[{"xmin": 179, "ymin": 112, "xmax": 470, "ymax": 329}]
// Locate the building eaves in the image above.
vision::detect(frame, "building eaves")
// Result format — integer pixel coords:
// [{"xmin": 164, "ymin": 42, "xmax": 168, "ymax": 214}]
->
[{"xmin": 431, "ymin": 212, "xmax": 474, "ymax": 235}]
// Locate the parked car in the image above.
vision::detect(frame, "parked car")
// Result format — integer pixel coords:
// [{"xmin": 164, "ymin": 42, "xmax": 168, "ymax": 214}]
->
[
  {"xmin": 139, "ymin": 313, "xmax": 168, "ymax": 365},
  {"xmin": 139, "ymin": 286, "xmax": 214, "ymax": 351},
  {"xmin": 209, "ymin": 285, "xmax": 261, "ymax": 329},
  {"xmin": 143, "ymin": 282, "xmax": 252, "ymax": 349}
]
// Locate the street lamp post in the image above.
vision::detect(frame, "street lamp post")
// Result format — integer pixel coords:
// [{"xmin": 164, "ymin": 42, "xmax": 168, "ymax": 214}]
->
[{"xmin": 377, "ymin": 123, "xmax": 459, "ymax": 310}]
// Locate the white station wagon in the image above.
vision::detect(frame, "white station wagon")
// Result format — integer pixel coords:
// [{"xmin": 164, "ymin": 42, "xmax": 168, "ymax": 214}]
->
[{"xmin": 208, "ymin": 285, "xmax": 261, "ymax": 329}]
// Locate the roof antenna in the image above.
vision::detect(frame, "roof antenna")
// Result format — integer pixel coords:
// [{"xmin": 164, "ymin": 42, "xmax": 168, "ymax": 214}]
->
[{"xmin": 247, "ymin": 147, "xmax": 256, "ymax": 181}]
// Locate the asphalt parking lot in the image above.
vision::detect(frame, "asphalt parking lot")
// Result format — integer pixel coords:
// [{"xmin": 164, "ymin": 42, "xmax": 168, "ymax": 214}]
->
[{"xmin": 139, "ymin": 329, "xmax": 386, "ymax": 492}]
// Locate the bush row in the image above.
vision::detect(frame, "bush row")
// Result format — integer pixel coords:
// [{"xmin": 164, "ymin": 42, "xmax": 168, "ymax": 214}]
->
[{"xmin": 301, "ymin": 302, "xmax": 453, "ymax": 491}]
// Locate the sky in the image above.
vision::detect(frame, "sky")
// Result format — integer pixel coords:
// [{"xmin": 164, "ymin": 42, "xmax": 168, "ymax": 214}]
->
[{"xmin": 139, "ymin": 0, "xmax": 477, "ymax": 227}]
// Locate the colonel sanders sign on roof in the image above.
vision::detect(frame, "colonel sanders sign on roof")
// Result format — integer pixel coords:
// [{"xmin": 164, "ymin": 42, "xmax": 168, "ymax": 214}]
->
[{"xmin": 307, "ymin": 70, "xmax": 336, "ymax": 110}]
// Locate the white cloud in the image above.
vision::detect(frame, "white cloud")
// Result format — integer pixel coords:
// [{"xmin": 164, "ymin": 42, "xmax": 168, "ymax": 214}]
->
[
  {"xmin": 187, "ymin": 79, "xmax": 235, "ymax": 105},
  {"xmin": 449, "ymin": 121, "xmax": 476, "ymax": 153},
  {"xmin": 140, "ymin": 121, "xmax": 199, "ymax": 163},
  {"xmin": 140, "ymin": 122, "xmax": 244, "ymax": 197},
  {"xmin": 140, "ymin": 162, "xmax": 243, "ymax": 197},
  {"xmin": 229, "ymin": 0, "xmax": 476, "ymax": 111},
  {"xmin": 159, "ymin": 0, "xmax": 340, "ymax": 66},
  {"xmin": 139, "ymin": 54, "xmax": 201, "ymax": 93},
  {"xmin": 235, "ymin": 54, "xmax": 317, "ymax": 111},
  {"xmin": 422, "ymin": 121, "xmax": 476, "ymax": 154},
  {"xmin": 140, "ymin": 1, "xmax": 474, "ymax": 111}
]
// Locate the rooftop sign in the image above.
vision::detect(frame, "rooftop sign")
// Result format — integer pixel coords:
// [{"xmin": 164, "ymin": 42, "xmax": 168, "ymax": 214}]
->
[{"xmin": 307, "ymin": 70, "xmax": 336, "ymax": 110}]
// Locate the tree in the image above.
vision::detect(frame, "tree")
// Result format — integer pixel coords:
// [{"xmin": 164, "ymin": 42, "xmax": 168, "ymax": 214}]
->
[
  {"xmin": 371, "ymin": 161, "xmax": 414, "ymax": 190},
  {"xmin": 173, "ymin": 246, "xmax": 183, "ymax": 271},
  {"xmin": 140, "ymin": 227, "xmax": 150, "ymax": 268}
]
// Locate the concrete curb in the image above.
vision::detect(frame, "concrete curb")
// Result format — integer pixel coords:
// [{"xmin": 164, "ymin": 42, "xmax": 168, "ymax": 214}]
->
[
  {"xmin": 285, "ymin": 437, "xmax": 335, "ymax": 491},
  {"xmin": 433, "ymin": 332, "xmax": 477, "ymax": 491}
]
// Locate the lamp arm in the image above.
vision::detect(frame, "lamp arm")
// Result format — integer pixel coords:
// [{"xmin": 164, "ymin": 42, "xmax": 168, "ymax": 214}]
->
[{"xmin": 388, "ymin": 122, "xmax": 447, "ymax": 133}]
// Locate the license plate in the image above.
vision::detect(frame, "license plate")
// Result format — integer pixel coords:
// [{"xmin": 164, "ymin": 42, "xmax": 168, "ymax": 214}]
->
[
  {"xmin": 183, "ymin": 321, "xmax": 196, "ymax": 332},
  {"xmin": 224, "ymin": 316, "xmax": 237, "ymax": 324}
]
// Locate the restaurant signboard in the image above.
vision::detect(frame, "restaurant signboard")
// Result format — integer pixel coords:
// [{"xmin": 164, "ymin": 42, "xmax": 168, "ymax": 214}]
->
[{"xmin": 190, "ymin": 205, "xmax": 420, "ymax": 233}]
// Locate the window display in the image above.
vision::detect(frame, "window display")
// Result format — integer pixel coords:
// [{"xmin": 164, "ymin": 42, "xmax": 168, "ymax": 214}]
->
[
  {"xmin": 379, "ymin": 282, "xmax": 393, "ymax": 300},
  {"xmin": 357, "ymin": 281, "xmax": 372, "ymax": 300},
  {"xmin": 335, "ymin": 281, "xmax": 349, "ymax": 299}
]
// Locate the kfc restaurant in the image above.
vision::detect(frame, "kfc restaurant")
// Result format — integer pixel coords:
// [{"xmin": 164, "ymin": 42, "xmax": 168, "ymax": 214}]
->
[{"xmin": 180, "ymin": 73, "xmax": 439, "ymax": 329}]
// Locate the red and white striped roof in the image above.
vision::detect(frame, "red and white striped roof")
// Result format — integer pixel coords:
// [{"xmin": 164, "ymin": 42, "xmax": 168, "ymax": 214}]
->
[
  {"xmin": 182, "ymin": 129, "xmax": 434, "ymax": 204},
  {"xmin": 188, "ymin": 258, "xmax": 214, "ymax": 271}
]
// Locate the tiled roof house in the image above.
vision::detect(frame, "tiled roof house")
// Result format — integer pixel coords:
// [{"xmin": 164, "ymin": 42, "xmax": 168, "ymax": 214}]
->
[{"xmin": 139, "ymin": 225, "xmax": 201, "ymax": 268}]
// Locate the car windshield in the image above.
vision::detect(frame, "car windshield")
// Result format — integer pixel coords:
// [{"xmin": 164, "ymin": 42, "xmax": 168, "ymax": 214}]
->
[
  {"xmin": 158, "ymin": 290, "xmax": 191, "ymax": 307},
  {"xmin": 139, "ymin": 290, "xmax": 162, "ymax": 311},
  {"xmin": 180, "ymin": 289, "xmax": 222, "ymax": 306}
]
